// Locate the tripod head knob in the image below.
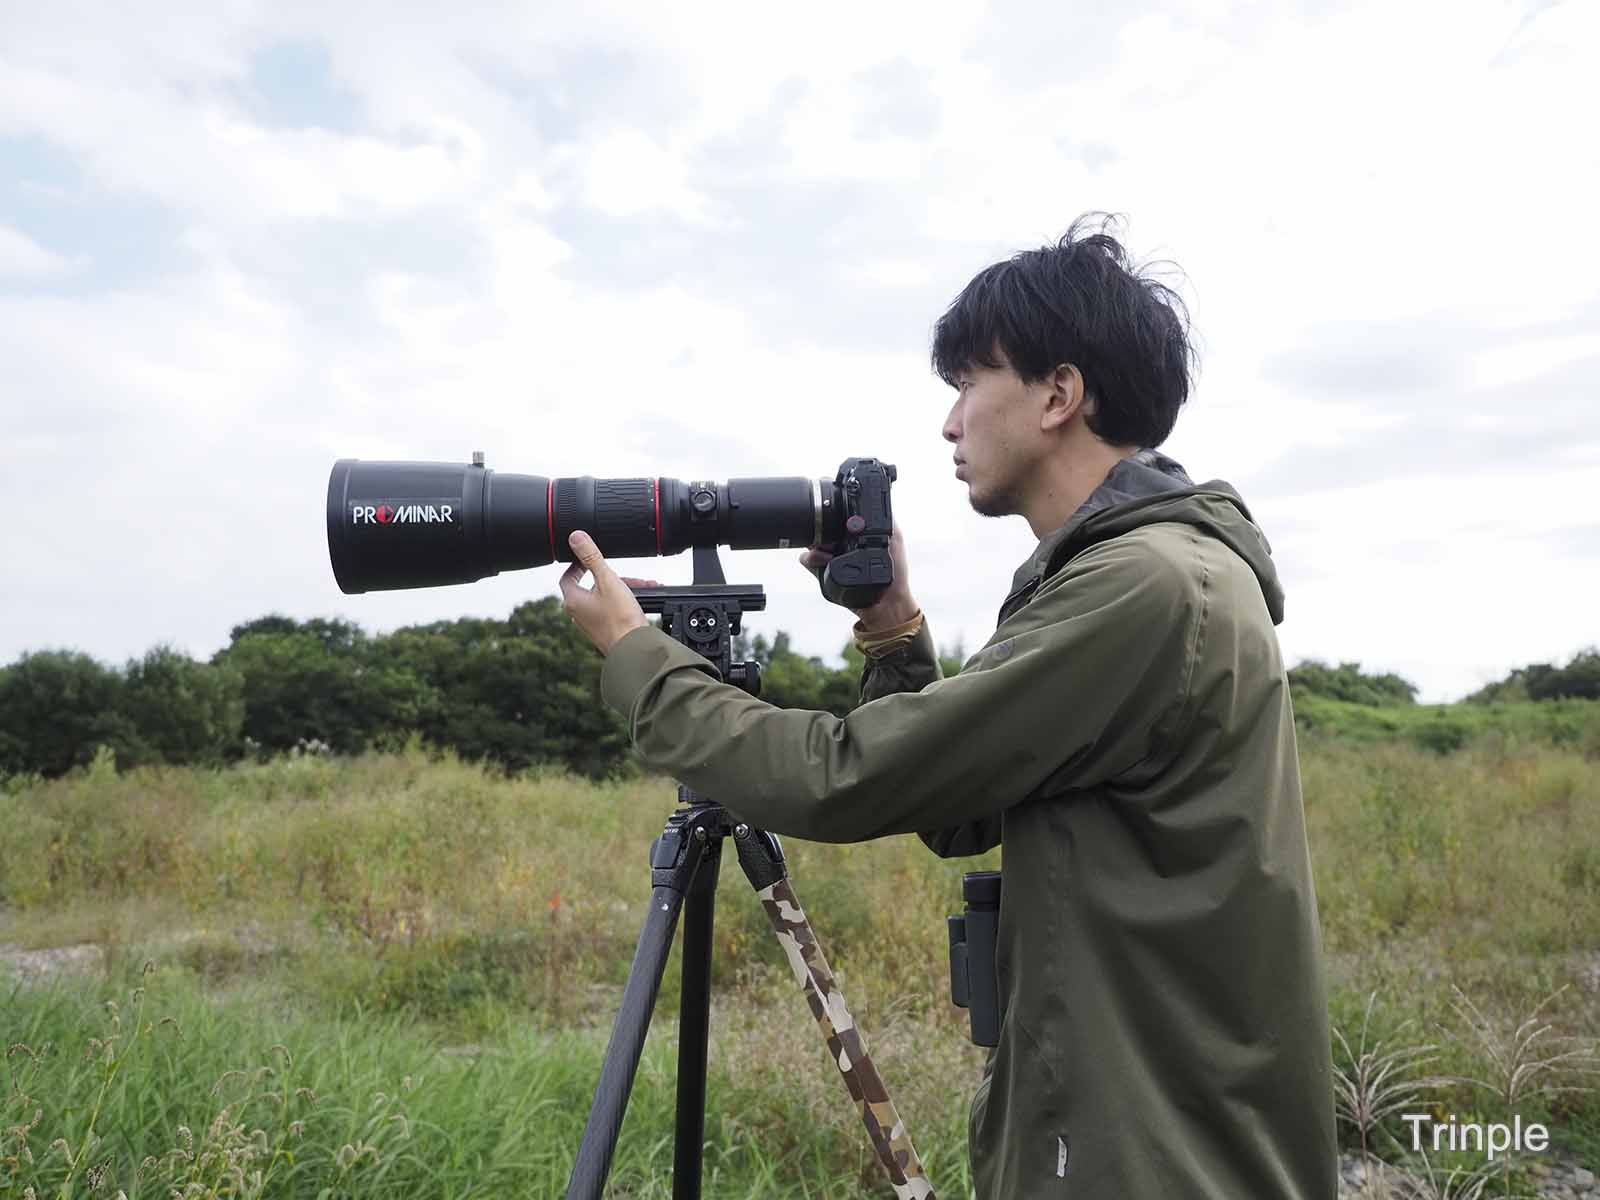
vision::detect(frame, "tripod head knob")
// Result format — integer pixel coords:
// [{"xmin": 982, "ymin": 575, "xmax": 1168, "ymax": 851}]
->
[{"xmin": 726, "ymin": 660, "xmax": 762, "ymax": 697}]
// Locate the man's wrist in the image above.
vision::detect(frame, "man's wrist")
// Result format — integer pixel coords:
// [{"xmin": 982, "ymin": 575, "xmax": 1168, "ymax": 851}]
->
[
  {"xmin": 853, "ymin": 607, "xmax": 924, "ymax": 659},
  {"xmin": 855, "ymin": 597, "xmax": 921, "ymax": 634}
]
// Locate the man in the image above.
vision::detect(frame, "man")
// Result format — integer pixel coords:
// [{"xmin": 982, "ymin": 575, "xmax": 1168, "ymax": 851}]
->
[{"xmin": 560, "ymin": 215, "xmax": 1338, "ymax": 1198}]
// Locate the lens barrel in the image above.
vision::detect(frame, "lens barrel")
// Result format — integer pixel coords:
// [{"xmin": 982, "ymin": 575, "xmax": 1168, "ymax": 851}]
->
[{"xmin": 327, "ymin": 458, "xmax": 843, "ymax": 594}]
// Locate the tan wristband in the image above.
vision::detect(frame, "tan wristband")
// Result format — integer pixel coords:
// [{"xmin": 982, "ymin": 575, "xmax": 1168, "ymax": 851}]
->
[{"xmin": 853, "ymin": 609, "xmax": 925, "ymax": 659}]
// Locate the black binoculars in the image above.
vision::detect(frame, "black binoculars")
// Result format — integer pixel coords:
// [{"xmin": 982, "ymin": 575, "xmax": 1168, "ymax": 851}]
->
[{"xmin": 947, "ymin": 870, "xmax": 1002, "ymax": 1047}]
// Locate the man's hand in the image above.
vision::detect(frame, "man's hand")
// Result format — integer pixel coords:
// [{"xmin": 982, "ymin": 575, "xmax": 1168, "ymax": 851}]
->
[
  {"xmin": 799, "ymin": 521, "xmax": 919, "ymax": 631},
  {"xmin": 559, "ymin": 531, "xmax": 660, "ymax": 656}
]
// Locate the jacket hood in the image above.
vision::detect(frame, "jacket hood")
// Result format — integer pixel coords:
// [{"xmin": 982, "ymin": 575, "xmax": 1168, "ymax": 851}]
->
[{"xmin": 1003, "ymin": 448, "xmax": 1286, "ymax": 626}]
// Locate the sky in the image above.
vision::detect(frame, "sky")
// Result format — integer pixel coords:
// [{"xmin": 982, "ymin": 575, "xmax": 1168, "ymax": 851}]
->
[{"xmin": 2, "ymin": 0, "xmax": 1596, "ymax": 704}]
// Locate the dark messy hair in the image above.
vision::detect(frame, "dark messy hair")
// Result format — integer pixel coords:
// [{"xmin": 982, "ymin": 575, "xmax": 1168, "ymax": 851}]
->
[{"xmin": 931, "ymin": 212, "xmax": 1196, "ymax": 448}]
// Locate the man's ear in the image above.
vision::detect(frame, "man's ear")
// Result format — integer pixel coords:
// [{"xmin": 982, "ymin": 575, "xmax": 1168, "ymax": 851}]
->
[{"xmin": 1040, "ymin": 363, "xmax": 1088, "ymax": 431}]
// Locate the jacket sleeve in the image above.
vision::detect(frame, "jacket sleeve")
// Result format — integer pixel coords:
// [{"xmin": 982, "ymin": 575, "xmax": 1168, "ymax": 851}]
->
[
  {"xmin": 857, "ymin": 617, "xmax": 1004, "ymax": 858},
  {"xmin": 859, "ymin": 619, "xmax": 944, "ymax": 703},
  {"xmin": 599, "ymin": 534, "xmax": 1196, "ymax": 844}
]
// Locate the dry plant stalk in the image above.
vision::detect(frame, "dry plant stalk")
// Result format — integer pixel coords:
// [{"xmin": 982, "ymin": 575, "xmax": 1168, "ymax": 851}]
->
[
  {"xmin": 1436, "ymin": 983, "xmax": 1600, "ymax": 1200},
  {"xmin": 1388, "ymin": 1147, "xmax": 1501, "ymax": 1200},
  {"xmin": 1333, "ymin": 990, "xmax": 1442, "ymax": 1172},
  {"xmin": 1441, "ymin": 983, "xmax": 1600, "ymax": 1110}
]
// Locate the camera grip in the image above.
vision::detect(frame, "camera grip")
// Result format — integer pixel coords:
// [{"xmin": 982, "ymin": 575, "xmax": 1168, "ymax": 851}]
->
[{"xmin": 820, "ymin": 546, "xmax": 894, "ymax": 609}]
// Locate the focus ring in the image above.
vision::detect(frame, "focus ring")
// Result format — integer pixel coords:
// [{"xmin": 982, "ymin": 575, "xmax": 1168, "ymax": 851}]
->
[
  {"xmin": 594, "ymin": 477, "xmax": 658, "ymax": 559},
  {"xmin": 552, "ymin": 478, "xmax": 581, "ymax": 559}
]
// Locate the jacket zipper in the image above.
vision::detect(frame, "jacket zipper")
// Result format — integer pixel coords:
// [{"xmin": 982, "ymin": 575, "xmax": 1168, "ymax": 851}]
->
[{"xmin": 997, "ymin": 576, "xmax": 1041, "ymax": 625}]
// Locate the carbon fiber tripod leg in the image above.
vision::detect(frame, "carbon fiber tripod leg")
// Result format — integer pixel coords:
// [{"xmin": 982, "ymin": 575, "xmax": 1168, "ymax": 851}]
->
[
  {"xmin": 673, "ymin": 831, "xmax": 721, "ymax": 1197},
  {"xmin": 732, "ymin": 822, "xmax": 937, "ymax": 1200},
  {"xmin": 566, "ymin": 807, "xmax": 714, "ymax": 1200}
]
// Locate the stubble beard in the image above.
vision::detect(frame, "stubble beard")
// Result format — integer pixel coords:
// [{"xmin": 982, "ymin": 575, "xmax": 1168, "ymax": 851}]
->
[{"xmin": 966, "ymin": 471, "xmax": 1022, "ymax": 519}]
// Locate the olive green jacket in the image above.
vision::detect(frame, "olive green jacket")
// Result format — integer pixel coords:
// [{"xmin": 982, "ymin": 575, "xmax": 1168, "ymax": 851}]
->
[{"xmin": 599, "ymin": 451, "xmax": 1338, "ymax": 1198}]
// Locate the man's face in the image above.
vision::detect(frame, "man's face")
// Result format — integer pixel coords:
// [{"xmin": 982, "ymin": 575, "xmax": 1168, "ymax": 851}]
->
[{"xmin": 942, "ymin": 357, "xmax": 1049, "ymax": 518}]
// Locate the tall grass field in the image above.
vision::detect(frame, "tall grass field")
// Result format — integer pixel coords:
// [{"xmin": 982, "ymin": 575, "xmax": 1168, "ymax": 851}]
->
[{"xmin": 3, "ymin": 707, "xmax": 1599, "ymax": 1196}]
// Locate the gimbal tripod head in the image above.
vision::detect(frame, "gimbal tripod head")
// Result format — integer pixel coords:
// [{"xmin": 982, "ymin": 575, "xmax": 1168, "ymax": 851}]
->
[{"xmin": 628, "ymin": 542, "xmax": 765, "ymax": 698}]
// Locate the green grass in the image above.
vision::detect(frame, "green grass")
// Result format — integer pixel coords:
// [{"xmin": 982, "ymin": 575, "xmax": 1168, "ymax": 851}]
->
[
  {"xmin": 1293, "ymin": 694, "xmax": 1600, "ymax": 757},
  {"xmin": 3, "ymin": 711, "xmax": 1600, "ymax": 1193},
  {"xmin": 1301, "ymin": 733, "xmax": 1600, "ymax": 956},
  {"xmin": 4, "ymin": 965, "xmax": 974, "ymax": 1198}
]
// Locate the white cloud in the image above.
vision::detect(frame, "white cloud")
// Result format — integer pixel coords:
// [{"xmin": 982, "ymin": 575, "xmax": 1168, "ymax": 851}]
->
[
  {"xmin": 0, "ymin": 0, "xmax": 1596, "ymax": 706},
  {"xmin": 567, "ymin": 127, "xmax": 715, "ymax": 224},
  {"xmin": 1470, "ymin": 335, "xmax": 1600, "ymax": 392},
  {"xmin": 0, "ymin": 224, "xmax": 73, "ymax": 277},
  {"xmin": 840, "ymin": 257, "xmax": 940, "ymax": 289}
]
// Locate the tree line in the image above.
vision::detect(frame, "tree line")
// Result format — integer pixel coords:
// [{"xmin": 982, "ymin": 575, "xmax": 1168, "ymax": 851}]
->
[
  {"xmin": 0, "ymin": 602, "xmax": 963, "ymax": 781},
  {"xmin": 1, "ymin": 605, "xmax": 1592, "ymax": 782},
  {"xmin": 1285, "ymin": 649, "xmax": 1600, "ymax": 708}
]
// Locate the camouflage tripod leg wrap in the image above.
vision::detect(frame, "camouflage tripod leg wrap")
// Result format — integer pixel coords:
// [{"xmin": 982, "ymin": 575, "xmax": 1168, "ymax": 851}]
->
[{"xmin": 758, "ymin": 877, "xmax": 936, "ymax": 1200}]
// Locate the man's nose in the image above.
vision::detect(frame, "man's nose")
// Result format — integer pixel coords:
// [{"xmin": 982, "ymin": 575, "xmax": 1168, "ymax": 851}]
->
[{"xmin": 942, "ymin": 400, "xmax": 962, "ymax": 443}]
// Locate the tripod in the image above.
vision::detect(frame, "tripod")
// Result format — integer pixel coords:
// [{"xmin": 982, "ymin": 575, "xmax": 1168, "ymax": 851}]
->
[{"xmin": 566, "ymin": 545, "xmax": 936, "ymax": 1199}]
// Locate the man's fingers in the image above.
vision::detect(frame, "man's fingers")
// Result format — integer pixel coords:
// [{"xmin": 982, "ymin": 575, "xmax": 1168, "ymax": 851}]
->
[
  {"xmin": 573, "ymin": 530, "xmax": 630, "ymax": 592},
  {"xmin": 569, "ymin": 530, "xmax": 605, "ymax": 568},
  {"xmin": 557, "ymin": 562, "xmax": 585, "ymax": 616}
]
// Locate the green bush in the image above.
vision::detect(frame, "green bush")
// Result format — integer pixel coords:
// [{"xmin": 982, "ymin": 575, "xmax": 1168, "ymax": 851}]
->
[{"xmin": 1288, "ymin": 659, "xmax": 1418, "ymax": 707}]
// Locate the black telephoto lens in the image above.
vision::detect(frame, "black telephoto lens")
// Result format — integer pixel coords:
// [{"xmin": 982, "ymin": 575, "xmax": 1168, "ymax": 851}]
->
[{"xmin": 327, "ymin": 458, "xmax": 845, "ymax": 595}]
